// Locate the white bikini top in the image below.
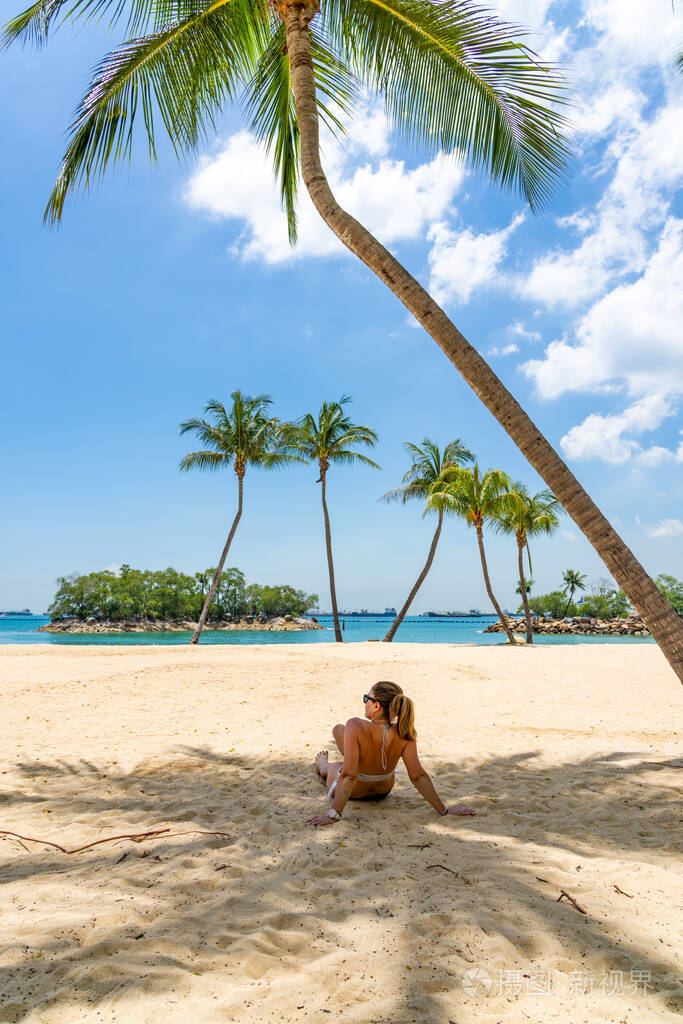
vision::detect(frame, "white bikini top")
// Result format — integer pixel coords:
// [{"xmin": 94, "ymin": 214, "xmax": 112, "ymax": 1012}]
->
[{"xmin": 370, "ymin": 721, "xmax": 390, "ymax": 769}]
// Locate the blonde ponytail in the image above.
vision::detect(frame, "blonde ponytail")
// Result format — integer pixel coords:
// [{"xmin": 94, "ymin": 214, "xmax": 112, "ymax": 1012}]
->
[
  {"xmin": 390, "ymin": 694, "xmax": 416, "ymax": 741},
  {"xmin": 371, "ymin": 680, "xmax": 417, "ymax": 741}
]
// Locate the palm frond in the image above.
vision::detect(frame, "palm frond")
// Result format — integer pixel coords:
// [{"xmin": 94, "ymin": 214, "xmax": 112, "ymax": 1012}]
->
[
  {"xmin": 328, "ymin": 449, "xmax": 381, "ymax": 469},
  {"xmin": 331, "ymin": 424, "xmax": 379, "ymax": 451},
  {"xmin": 243, "ymin": 21, "xmax": 299, "ymax": 243},
  {"xmin": 1, "ymin": 0, "xmax": 216, "ymax": 45},
  {"xmin": 309, "ymin": 25, "xmax": 359, "ymax": 135},
  {"xmin": 324, "ymin": 0, "xmax": 570, "ymax": 210},
  {"xmin": 42, "ymin": 0, "xmax": 268, "ymax": 224},
  {"xmin": 243, "ymin": 25, "xmax": 356, "ymax": 244},
  {"xmin": 261, "ymin": 449, "xmax": 308, "ymax": 468},
  {"xmin": 178, "ymin": 416, "xmax": 229, "ymax": 451},
  {"xmin": 3, "ymin": 0, "xmax": 145, "ymax": 47},
  {"xmin": 179, "ymin": 449, "xmax": 229, "ymax": 471}
]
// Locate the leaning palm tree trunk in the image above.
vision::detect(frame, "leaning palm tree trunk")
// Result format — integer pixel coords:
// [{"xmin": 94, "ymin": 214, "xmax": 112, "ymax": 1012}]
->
[
  {"xmin": 190, "ymin": 473, "xmax": 244, "ymax": 644},
  {"xmin": 285, "ymin": 12, "xmax": 683, "ymax": 683},
  {"xmin": 383, "ymin": 509, "xmax": 443, "ymax": 642},
  {"xmin": 320, "ymin": 469, "xmax": 343, "ymax": 642},
  {"xmin": 475, "ymin": 524, "xmax": 516, "ymax": 644},
  {"xmin": 517, "ymin": 542, "xmax": 534, "ymax": 644},
  {"xmin": 563, "ymin": 588, "xmax": 575, "ymax": 618}
]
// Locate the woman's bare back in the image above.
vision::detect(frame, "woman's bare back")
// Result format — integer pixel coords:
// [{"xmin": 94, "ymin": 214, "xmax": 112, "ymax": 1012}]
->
[{"xmin": 348, "ymin": 717, "xmax": 407, "ymax": 775}]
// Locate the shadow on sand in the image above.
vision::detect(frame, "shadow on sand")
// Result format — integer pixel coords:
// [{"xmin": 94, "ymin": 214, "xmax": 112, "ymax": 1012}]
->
[{"xmin": 1, "ymin": 746, "xmax": 681, "ymax": 1022}]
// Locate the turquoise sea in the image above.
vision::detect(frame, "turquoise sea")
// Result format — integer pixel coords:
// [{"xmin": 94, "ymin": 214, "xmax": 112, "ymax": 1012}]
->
[{"xmin": 0, "ymin": 615, "xmax": 655, "ymax": 646}]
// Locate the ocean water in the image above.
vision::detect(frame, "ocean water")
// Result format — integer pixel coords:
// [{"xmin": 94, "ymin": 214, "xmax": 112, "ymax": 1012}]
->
[{"xmin": 0, "ymin": 615, "xmax": 655, "ymax": 646}]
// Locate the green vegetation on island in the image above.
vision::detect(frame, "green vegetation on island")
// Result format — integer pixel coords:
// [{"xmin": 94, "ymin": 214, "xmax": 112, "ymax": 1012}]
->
[
  {"xmin": 48, "ymin": 566, "xmax": 317, "ymax": 623},
  {"xmin": 515, "ymin": 574, "xmax": 682, "ymax": 622}
]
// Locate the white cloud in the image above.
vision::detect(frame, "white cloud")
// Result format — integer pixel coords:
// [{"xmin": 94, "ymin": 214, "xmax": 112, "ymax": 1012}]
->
[
  {"xmin": 489, "ymin": 0, "xmax": 567, "ymax": 59},
  {"xmin": 646, "ymin": 518, "xmax": 683, "ymax": 539},
  {"xmin": 581, "ymin": 0, "xmax": 681, "ymax": 69},
  {"xmin": 521, "ymin": 103, "xmax": 683, "ymax": 308},
  {"xmin": 489, "ymin": 342, "xmax": 520, "ymax": 356},
  {"xmin": 559, "ymin": 394, "xmax": 680, "ymax": 465},
  {"xmin": 561, "ymin": 529, "xmax": 579, "ymax": 541},
  {"xmin": 427, "ymin": 214, "xmax": 524, "ymax": 306},
  {"xmin": 184, "ymin": 128, "xmax": 465, "ymax": 265},
  {"xmin": 524, "ymin": 218, "xmax": 683, "ymax": 401},
  {"xmin": 509, "ymin": 320, "xmax": 542, "ymax": 342}
]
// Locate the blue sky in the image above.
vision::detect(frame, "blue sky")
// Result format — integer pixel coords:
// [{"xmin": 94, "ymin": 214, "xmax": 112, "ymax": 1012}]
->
[{"xmin": 1, "ymin": 0, "xmax": 682, "ymax": 614}]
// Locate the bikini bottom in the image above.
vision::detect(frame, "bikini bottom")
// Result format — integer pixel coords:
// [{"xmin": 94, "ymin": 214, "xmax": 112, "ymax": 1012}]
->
[{"xmin": 329, "ymin": 775, "xmax": 393, "ymax": 801}]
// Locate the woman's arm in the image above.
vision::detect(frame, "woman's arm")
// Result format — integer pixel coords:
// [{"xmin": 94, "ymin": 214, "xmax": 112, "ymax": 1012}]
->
[
  {"xmin": 401, "ymin": 742, "xmax": 475, "ymax": 816},
  {"xmin": 307, "ymin": 719, "xmax": 361, "ymax": 826}
]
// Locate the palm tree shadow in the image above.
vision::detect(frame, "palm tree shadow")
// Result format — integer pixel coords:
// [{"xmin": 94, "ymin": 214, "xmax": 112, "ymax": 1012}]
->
[{"xmin": 1, "ymin": 746, "xmax": 681, "ymax": 1022}]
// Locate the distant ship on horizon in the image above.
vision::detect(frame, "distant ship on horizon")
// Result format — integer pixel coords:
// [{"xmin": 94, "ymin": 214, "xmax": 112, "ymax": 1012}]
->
[
  {"xmin": 423, "ymin": 609, "xmax": 485, "ymax": 618},
  {"xmin": 334, "ymin": 608, "xmax": 398, "ymax": 617},
  {"xmin": 0, "ymin": 609, "xmax": 34, "ymax": 617}
]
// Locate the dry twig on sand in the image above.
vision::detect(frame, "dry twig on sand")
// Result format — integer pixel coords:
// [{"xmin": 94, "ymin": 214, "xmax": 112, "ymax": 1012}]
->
[
  {"xmin": 557, "ymin": 889, "xmax": 587, "ymax": 914},
  {"xmin": 613, "ymin": 883, "xmax": 634, "ymax": 898},
  {"xmin": 426, "ymin": 863, "xmax": 459, "ymax": 876},
  {"xmin": 0, "ymin": 828, "xmax": 232, "ymax": 855}
]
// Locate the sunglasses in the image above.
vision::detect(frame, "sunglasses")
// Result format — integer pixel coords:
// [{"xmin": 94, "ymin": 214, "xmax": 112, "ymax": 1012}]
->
[{"xmin": 363, "ymin": 693, "xmax": 379, "ymax": 704}]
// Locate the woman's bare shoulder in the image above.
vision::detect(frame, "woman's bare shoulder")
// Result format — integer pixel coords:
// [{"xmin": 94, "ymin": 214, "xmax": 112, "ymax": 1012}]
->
[{"xmin": 345, "ymin": 716, "xmax": 366, "ymax": 730}]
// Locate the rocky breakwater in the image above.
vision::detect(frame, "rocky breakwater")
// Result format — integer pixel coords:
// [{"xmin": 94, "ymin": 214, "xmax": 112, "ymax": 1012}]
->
[
  {"xmin": 484, "ymin": 613, "xmax": 651, "ymax": 637},
  {"xmin": 39, "ymin": 614, "xmax": 324, "ymax": 634}
]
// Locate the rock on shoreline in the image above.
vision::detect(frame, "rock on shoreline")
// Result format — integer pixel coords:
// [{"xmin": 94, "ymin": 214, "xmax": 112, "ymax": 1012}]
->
[
  {"xmin": 484, "ymin": 614, "xmax": 651, "ymax": 637},
  {"xmin": 39, "ymin": 615, "xmax": 325, "ymax": 634}
]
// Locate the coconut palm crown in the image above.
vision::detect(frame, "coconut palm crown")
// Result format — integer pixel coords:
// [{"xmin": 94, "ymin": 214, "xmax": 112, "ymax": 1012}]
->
[
  {"xmin": 4, "ymin": 0, "xmax": 570, "ymax": 234},
  {"xmin": 381, "ymin": 438, "xmax": 473, "ymax": 641},
  {"xmin": 180, "ymin": 392, "xmax": 293, "ymax": 475},
  {"xmin": 561, "ymin": 567, "xmax": 586, "ymax": 617},
  {"xmin": 383, "ymin": 439, "xmax": 474, "ymax": 509}
]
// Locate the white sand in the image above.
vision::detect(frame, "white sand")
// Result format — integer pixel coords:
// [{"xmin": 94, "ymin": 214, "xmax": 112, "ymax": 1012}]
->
[{"xmin": 0, "ymin": 642, "xmax": 681, "ymax": 1023}]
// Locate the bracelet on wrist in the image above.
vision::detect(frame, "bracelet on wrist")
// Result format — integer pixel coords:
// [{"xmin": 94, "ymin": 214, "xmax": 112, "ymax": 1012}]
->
[{"xmin": 440, "ymin": 807, "xmax": 448, "ymax": 816}]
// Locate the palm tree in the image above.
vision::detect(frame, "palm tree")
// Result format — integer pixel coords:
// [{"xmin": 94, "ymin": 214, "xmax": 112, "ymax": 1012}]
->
[
  {"xmin": 381, "ymin": 438, "xmax": 473, "ymax": 642},
  {"xmin": 448, "ymin": 465, "xmax": 516, "ymax": 645},
  {"xmin": 284, "ymin": 396, "xmax": 378, "ymax": 642},
  {"xmin": 6, "ymin": 2, "xmax": 683, "ymax": 681},
  {"xmin": 180, "ymin": 391, "xmax": 295, "ymax": 643},
  {"xmin": 496, "ymin": 483, "xmax": 561, "ymax": 644},
  {"xmin": 561, "ymin": 568, "xmax": 586, "ymax": 617}
]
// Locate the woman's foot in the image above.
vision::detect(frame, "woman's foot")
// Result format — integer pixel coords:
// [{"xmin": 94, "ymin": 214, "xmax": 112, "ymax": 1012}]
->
[{"xmin": 315, "ymin": 750, "xmax": 329, "ymax": 779}]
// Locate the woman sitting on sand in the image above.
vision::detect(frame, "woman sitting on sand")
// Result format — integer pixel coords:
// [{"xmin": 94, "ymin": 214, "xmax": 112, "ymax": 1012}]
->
[{"xmin": 308, "ymin": 680, "xmax": 475, "ymax": 826}]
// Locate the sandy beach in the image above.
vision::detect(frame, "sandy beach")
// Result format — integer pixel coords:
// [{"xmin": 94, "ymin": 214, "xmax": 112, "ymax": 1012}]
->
[{"xmin": 1, "ymin": 642, "xmax": 681, "ymax": 1023}]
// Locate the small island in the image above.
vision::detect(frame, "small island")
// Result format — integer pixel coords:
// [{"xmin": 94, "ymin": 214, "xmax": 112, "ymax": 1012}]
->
[{"xmin": 39, "ymin": 565, "xmax": 323, "ymax": 634}]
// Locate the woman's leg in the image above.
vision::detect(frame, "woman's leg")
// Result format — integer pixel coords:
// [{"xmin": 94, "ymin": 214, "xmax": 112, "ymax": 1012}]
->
[
  {"xmin": 332, "ymin": 723, "xmax": 345, "ymax": 755},
  {"xmin": 315, "ymin": 751, "xmax": 343, "ymax": 794}
]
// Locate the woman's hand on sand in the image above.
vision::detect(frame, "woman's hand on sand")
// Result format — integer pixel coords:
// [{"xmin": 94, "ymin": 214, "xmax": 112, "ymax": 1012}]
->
[
  {"xmin": 445, "ymin": 805, "xmax": 475, "ymax": 815},
  {"xmin": 307, "ymin": 813, "xmax": 338, "ymax": 827}
]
